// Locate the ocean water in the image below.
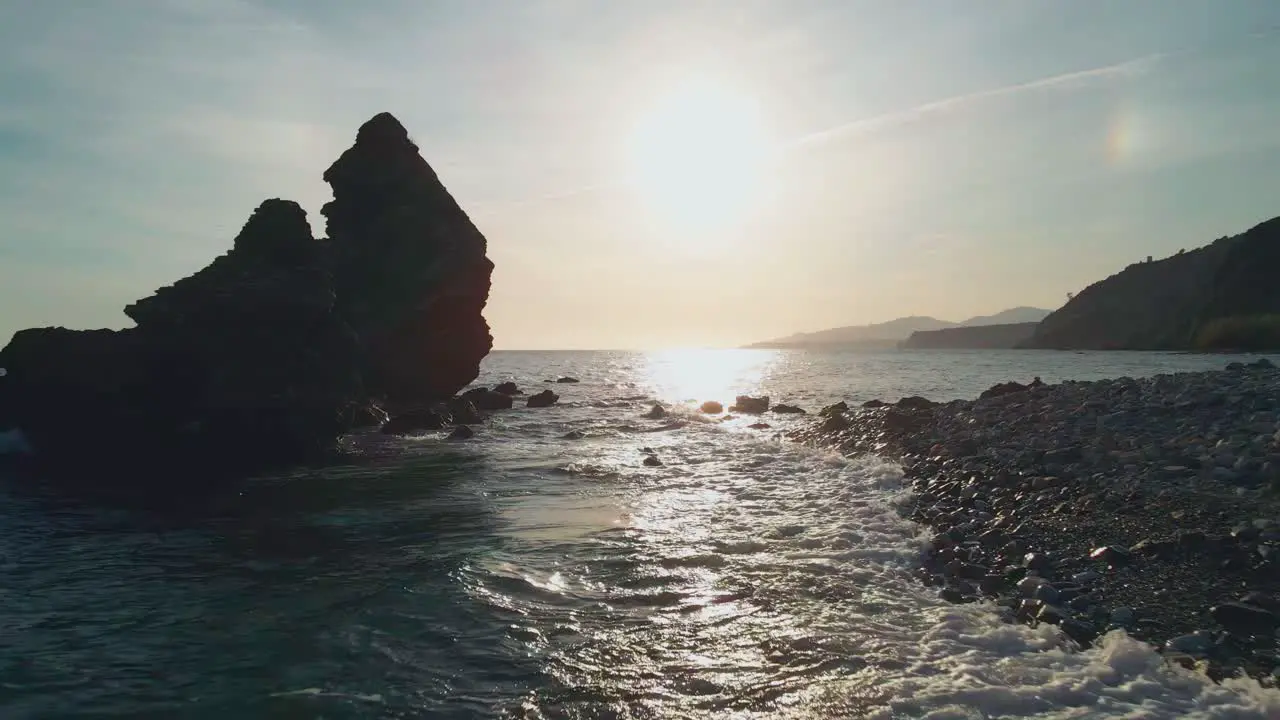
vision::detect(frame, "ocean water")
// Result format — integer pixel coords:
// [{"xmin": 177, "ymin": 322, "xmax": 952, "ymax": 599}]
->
[{"xmin": 4, "ymin": 348, "xmax": 1280, "ymax": 719}]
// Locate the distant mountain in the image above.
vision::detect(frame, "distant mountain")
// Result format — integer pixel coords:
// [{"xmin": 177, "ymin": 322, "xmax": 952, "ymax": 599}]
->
[
  {"xmin": 960, "ymin": 306, "xmax": 1051, "ymax": 327},
  {"xmin": 1023, "ymin": 216, "xmax": 1280, "ymax": 350},
  {"xmin": 746, "ymin": 307, "xmax": 1051, "ymax": 349}
]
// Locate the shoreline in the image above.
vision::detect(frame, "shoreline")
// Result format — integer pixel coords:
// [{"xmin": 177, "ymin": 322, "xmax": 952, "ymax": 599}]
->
[{"xmin": 791, "ymin": 358, "xmax": 1280, "ymax": 682}]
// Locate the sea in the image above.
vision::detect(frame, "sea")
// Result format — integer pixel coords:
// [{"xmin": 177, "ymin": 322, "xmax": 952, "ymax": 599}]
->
[{"xmin": 4, "ymin": 348, "xmax": 1280, "ymax": 719}]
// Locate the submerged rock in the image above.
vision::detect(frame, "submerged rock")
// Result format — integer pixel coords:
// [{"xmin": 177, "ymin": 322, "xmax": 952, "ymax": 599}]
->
[
  {"xmin": 643, "ymin": 455, "xmax": 663, "ymax": 467},
  {"xmin": 772, "ymin": 404, "xmax": 807, "ymax": 414},
  {"xmin": 528, "ymin": 390, "xmax": 559, "ymax": 408},
  {"xmin": 556, "ymin": 377, "xmax": 580, "ymax": 384},
  {"xmin": 447, "ymin": 425, "xmax": 475, "ymax": 441}
]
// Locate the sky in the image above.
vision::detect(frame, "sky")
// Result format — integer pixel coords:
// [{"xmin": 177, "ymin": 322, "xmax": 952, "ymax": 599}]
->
[{"xmin": 2, "ymin": 0, "xmax": 1280, "ymax": 350}]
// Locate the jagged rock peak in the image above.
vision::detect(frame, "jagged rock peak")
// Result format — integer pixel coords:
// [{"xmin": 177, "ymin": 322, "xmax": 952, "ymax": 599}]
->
[
  {"xmin": 355, "ymin": 112, "xmax": 416, "ymax": 149},
  {"xmin": 124, "ymin": 199, "xmax": 327, "ymax": 328},
  {"xmin": 230, "ymin": 198, "xmax": 316, "ymax": 260}
]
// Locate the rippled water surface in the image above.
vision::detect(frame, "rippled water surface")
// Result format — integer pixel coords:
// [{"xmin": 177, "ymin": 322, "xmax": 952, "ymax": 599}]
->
[{"xmin": 4, "ymin": 349, "xmax": 1280, "ymax": 718}]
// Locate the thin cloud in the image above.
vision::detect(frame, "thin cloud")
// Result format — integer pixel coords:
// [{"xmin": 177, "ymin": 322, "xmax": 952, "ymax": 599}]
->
[{"xmin": 787, "ymin": 54, "xmax": 1163, "ymax": 150}]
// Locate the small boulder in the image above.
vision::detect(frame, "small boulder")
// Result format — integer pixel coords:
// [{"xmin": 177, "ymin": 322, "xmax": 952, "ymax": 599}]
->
[
  {"xmin": 1089, "ymin": 545, "xmax": 1133, "ymax": 568},
  {"xmin": 447, "ymin": 398, "xmax": 484, "ymax": 424},
  {"xmin": 562, "ymin": 430, "xmax": 586, "ymax": 440},
  {"xmin": 748, "ymin": 422, "xmax": 771, "ymax": 430},
  {"xmin": 556, "ymin": 376, "xmax": 580, "ymax": 384},
  {"xmin": 979, "ymin": 381, "xmax": 1029, "ymax": 400},
  {"xmin": 772, "ymin": 404, "xmax": 806, "ymax": 414},
  {"xmin": 1209, "ymin": 601, "xmax": 1280, "ymax": 636},
  {"xmin": 448, "ymin": 425, "xmax": 475, "ymax": 441},
  {"xmin": 528, "ymin": 390, "xmax": 560, "ymax": 408},
  {"xmin": 461, "ymin": 387, "xmax": 514, "ymax": 411},
  {"xmin": 643, "ymin": 455, "xmax": 663, "ymax": 467},
  {"xmin": 860, "ymin": 399, "xmax": 886, "ymax": 409},
  {"xmin": 729, "ymin": 395, "xmax": 770, "ymax": 414},
  {"xmin": 822, "ymin": 401, "xmax": 850, "ymax": 415},
  {"xmin": 644, "ymin": 404, "xmax": 667, "ymax": 419},
  {"xmin": 494, "ymin": 381, "xmax": 521, "ymax": 395},
  {"xmin": 896, "ymin": 396, "xmax": 936, "ymax": 411},
  {"xmin": 700, "ymin": 401, "xmax": 724, "ymax": 414}
]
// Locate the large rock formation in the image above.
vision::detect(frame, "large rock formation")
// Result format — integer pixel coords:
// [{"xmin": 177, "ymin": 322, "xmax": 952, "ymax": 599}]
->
[
  {"xmin": 1023, "ymin": 215, "xmax": 1280, "ymax": 351},
  {"xmin": 323, "ymin": 113, "xmax": 494, "ymax": 403},
  {"xmin": 0, "ymin": 113, "xmax": 494, "ymax": 475}
]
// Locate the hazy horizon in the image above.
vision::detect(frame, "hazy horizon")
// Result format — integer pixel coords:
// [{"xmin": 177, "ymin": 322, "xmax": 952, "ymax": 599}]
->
[{"xmin": 3, "ymin": 1, "xmax": 1280, "ymax": 350}]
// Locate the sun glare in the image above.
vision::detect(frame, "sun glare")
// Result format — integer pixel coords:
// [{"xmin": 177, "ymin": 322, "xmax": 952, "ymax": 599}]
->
[{"xmin": 624, "ymin": 75, "xmax": 772, "ymax": 232}]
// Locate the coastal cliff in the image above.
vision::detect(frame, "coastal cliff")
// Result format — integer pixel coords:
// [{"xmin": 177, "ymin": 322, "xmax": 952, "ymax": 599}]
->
[
  {"xmin": 0, "ymin": 113, "xmax": 493, "ymax": 473},
  {"xmin": 901, "ymin": 322, "xmax": 1040, "ymax": 349},
  {"xmin": 1024, "ymin": 216, "xmax": 1280, "ymax": 350}
]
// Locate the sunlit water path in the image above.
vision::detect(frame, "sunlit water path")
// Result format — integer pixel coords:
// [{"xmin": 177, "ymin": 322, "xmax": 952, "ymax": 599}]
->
[{"xmin": 3, "ymin": 349, "xmax": 1280, "ymax": 718}]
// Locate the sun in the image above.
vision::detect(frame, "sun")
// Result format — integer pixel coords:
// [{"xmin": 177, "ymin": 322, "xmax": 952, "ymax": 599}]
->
[{"xmin": 624, "ymin": 75, "xmax": 772, "ymax": 232}]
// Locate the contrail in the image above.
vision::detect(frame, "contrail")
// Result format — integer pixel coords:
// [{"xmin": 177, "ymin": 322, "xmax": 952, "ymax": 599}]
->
[{"xmin": 784, "ymin": 54, "xmax": 1162, "ymax": 151}]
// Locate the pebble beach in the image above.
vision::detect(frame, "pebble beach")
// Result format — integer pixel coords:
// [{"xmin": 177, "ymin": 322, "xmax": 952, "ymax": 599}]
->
[{"xmin": 793, "ymin": 357, "xmax": 1280, "ymax": 682}]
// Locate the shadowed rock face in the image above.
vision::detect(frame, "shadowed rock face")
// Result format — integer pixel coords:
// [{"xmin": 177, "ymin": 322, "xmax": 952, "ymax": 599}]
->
[
  {"xmin": 0, "ymin": 113, "xmax": 495, "ymax": 476},
  {"xmin": 323, "ymin": 112, "xmax": 494, "ymax": 403},
  {"xmin": 0, "ymin": 200, "xmax": 365, "ymax": 469}
]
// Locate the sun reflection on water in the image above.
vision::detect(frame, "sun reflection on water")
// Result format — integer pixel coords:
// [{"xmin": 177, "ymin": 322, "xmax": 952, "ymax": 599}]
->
[{"xmin": 641, "ymin": 348, "xmax": 784, "ymax": 407}]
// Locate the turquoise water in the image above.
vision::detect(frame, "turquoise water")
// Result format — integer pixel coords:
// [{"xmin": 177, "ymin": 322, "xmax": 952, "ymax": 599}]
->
[{"xmin": 3, "ymin": 349, "xmax": 1280, "ymax": 719}]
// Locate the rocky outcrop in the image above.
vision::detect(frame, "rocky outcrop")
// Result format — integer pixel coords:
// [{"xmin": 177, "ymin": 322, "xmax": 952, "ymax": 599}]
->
[
  {"xmin": 1023, "ymin": 216, "xmax": 1280, "ymax": 350},
  {"xmin": 1, "ymin": 201, "xmax": 365, "ymax": 468},
  {"xmin": 324, "ymin": 112, "xmax": 493, "ymax": 402},
  {"xmin": 0, "ymin": 113, "xmax": 494, "ymax": 475},
  {"xmin": 902, "ymin": 322, "xmax": 1039, "ymax": 349}
]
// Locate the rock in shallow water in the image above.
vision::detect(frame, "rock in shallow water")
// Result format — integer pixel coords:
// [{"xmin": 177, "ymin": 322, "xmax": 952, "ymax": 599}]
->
[
  {"xmin": 729, "ymin": 396, "xmax": 769, "ymax": 414},
  {"xmin": 527, "ymin": 390, "xmax": 560, "ymax": 408},
  {"xmin": 0, "ymin": 113, "xmax": 496, "ymax": 477}
]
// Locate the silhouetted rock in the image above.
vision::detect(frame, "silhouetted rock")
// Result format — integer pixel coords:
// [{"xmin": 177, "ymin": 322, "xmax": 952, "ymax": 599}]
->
[
  {"xmin": 447, "ymin": 425, "xmax": 475, "ymax": 441},
  {"xmin": 980, "ymin": 381, "xmax": 1029, "ymax": 400},
  {"xmin": 700, "ymin": 401, "xmax": 724, "ymax": 414},
  {"xmin": 896, "ymin": 396, "xmax": 937, "ymax": 411},
  {"xmin": 860, "ymin": 399, "xmax": 886, "ymax": 409},
  {"xmin": 446, "ymin": 398, "xmax": 483, "ymax": 424},
  {"xmin": 324, "ymin": 112, "xmax": 494, "ymax": 403},
  {"xmin": 643, "ymin": 455, "xmax": 663, "ymax": 467},
  {"xmin": 461, "ymin": 387, "xmax": 513, "ymax": 411},
  {"xmin": 0, "ymin": 113, "xmax": 496, "ymax": 476},
  {"xmin": 494, "ymin": 381, "xmax": 521, "ymax": 395},
  {"xmin": 772, "ymin": 404, "xmax": 806, "ymax": 414},
  {"xmin": 0, "ymin": 200, "xmax": 365, "ymax": 468},
  {"xmin": 527, "ymin": 390, "xmax": 559, "ymax": 408},
  {"xmin": 730, "ymin": 396, "xmax": 770, "ymax": 414},
  {"xmin": 821, "ymin": 401, "xmax": 849, "ymax": 415},
  {"xmin": 556, "ymin": 377, "xmax": 580, "ymax": 384}
]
